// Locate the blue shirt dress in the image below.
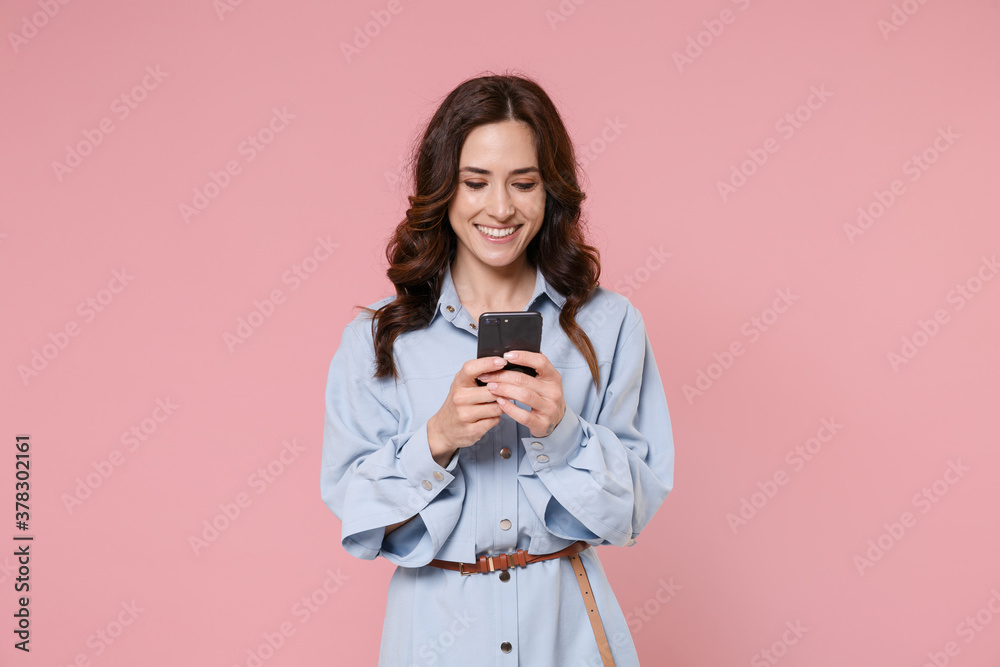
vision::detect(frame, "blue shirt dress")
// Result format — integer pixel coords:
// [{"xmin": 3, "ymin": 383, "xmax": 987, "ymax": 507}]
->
[{"xmin": 321, "ymin": 263, "xmax": 675, "ymax": 666}]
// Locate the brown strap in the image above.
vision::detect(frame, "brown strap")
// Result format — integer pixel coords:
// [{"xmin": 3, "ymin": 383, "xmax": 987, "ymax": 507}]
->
[
  {"xmin": 568, "ymin": 553, "xmax": 615, "ymax": 667},
  {"xmin": 427, "ymin": 540, "xmax": 588, "ymax": 575}
]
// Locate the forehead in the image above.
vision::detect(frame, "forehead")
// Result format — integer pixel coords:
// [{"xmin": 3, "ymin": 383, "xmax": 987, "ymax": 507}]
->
[{"xmin": 459, "ymin": 121, "xmax": 537, "ymax": 166}]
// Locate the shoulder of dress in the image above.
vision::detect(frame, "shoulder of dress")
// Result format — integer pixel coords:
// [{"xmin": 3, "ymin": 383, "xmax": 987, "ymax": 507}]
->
[
  {"xmin": 579, "ymin": 285, "xmax": 643, "ymax": 331},
  {"xmin": 345, "ymin": 295, "xmax": 395, "ymax": 330},
  {"xmin": 338, "ymin": 295, "xmax": 396, "ymax": 348}
]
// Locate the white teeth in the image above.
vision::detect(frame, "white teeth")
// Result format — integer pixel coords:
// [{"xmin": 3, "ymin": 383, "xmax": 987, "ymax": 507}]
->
[{"xmin": 475, "ymin": 224, "xmax": 518, "ymax": 238}]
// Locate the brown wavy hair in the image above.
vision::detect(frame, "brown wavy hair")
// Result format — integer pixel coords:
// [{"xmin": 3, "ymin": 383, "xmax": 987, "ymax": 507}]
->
[{"xmin": 360, "ymin": 71, "xmax": 602, "ymax": 386}]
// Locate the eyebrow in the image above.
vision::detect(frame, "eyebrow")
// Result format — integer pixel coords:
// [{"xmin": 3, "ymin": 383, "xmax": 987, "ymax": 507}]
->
[{"xmin": 459, "ymin": 166, "xmax": 540, "ymax": 176}]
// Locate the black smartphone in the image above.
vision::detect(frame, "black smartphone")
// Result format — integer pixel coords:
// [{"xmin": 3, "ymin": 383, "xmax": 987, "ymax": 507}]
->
[{"xmin": 476, "ymin": 311, "xmax": 543, "ymax": 386}]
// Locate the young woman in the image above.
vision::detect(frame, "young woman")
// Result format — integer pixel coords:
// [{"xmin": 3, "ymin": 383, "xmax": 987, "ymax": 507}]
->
[{"xmin": 321, "ymin": 72, "xmax": 675, "ymax": 666}]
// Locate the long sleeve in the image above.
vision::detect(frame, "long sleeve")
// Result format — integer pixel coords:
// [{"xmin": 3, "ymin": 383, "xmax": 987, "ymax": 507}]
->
[
  {"xmin": 320, "ymin": 319, "xmax": 465, "ymax": 567},
  {"xmin": 516, "ymin": 305, "xmax": 674, "ymax": 546}
]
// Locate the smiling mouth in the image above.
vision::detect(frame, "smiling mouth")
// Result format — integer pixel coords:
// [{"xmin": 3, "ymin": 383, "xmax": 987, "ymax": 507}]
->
[{"xmin": 474, "ymin": 224, "xmax": 521, "ymax": 238}]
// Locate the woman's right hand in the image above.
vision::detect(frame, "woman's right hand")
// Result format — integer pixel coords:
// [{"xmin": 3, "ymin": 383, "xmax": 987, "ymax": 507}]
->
[{"xmin": 426, "ymin": 356, "xmax": 509, "ymax": 467}]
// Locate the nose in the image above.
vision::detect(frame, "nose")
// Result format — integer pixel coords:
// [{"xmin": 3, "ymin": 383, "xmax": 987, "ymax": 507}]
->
[{"xmin": 486, "ymin": 185, "xmax": 514, "ymax": 222}]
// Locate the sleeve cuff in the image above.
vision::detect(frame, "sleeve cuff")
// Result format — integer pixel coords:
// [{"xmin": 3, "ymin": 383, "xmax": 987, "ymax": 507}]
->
[
  {"xmin": 520, "ymin": 403, "xmax": 585, "ymax": 472},
  {"xmin": 396, "ymin": 421, "xmax": 458, "ymax": 505}
]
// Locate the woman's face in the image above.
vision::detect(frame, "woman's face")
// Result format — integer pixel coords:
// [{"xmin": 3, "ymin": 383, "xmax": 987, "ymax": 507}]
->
[{"xmin": 447, "ymin": 120, "xmax": 546, "ymax": 274}]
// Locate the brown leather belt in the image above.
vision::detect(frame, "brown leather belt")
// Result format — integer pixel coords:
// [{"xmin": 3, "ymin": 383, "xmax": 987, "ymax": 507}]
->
[
  {"xmin": 427, "ymin": 540, "xmax": 588, "ymax": 575},
  {"xmin": 425, "ymin": 540, "xmax": 615, "ymax": 666}
]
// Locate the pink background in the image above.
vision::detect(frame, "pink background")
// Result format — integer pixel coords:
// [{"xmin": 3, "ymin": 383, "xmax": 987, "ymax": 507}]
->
[{"xmin": 3, "ymin": 0, "xmax": 999, "ymax": 665}]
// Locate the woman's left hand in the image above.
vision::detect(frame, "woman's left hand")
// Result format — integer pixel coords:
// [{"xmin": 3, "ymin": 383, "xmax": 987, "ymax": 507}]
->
[{"xmin": 476, "ymin": 350, "xmax": 566, "ymax": 438}]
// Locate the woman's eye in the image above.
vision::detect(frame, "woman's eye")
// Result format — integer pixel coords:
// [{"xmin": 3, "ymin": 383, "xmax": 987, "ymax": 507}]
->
[{"xmin": 462, "ymin": 181, "xmax": 538, "ymax": 191}]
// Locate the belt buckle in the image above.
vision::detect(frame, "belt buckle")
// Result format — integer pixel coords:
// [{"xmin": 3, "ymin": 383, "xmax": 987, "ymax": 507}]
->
[{"xmin": 459, "ymin": 554, "xmax": 511, "ymax": 576}]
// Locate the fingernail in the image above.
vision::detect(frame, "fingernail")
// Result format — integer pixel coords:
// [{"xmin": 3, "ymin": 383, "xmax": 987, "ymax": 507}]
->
[
  {"xmin": 494, "ymin": 358, "xmax": 506, "ymax": 366},
  {"xmin": 503, "ymin": 351, "xmax": 517, "ymax": 359}
]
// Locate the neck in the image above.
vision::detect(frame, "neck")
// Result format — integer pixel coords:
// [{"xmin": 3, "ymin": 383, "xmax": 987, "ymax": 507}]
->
[{"xmin": 451, "ymin": 256, "xmax": 536, "ymax": 314}]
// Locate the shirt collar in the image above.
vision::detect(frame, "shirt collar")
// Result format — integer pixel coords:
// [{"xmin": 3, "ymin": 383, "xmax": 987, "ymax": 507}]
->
[{"xmin": 433, "ymin": 262, "xmax": 567, "ymax": 325}]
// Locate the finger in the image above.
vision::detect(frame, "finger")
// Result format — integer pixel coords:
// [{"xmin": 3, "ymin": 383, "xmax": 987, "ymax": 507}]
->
[
  {"xmin": 500, "ymin": 350, "xmax": 552, "ymax": 375},
  {"xmin": 493, "ymin": 395, "xmax": 538, "ymax": 430},
  {"xmin": 486, "ymin": 380, "xmax": 540, "ymax": 408},
  {"xmin": 477, "ymin": 369, "xmax": 536, "ymax": 387},
  {"xmin": 461, "ymin": 404, "xmax": 505, "ymax": 423},
  {"xmin": 462, "ymin": 356, "xmax": 508, "ymax": 384},
  {"xmin": 455, "ymin": 385, "xmax": 512, "ymax": 407}
]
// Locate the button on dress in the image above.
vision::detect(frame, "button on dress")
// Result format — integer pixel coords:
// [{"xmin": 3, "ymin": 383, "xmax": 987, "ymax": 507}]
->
[{"xmin": 321, "ymin": 263, "xmax": 675, "ymax": 666}]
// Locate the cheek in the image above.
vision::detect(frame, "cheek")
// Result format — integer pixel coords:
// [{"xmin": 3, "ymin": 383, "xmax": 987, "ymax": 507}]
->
[
  {"xmin": 522, "ymin": 193, "xmax": 546, "ymax": 220},
  {"xmin": 449, "ymin": 191, "xmax": 481, "ymax": 219},
  {"xmin": 447, "ymin": 196, "xmax": 467, "ymax": 222}
]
